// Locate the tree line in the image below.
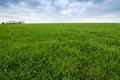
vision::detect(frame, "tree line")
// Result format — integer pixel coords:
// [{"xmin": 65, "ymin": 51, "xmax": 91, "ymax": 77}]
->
[{"xmin": 1, "ymin": 21, "xmax": 25, "ymax": 24}]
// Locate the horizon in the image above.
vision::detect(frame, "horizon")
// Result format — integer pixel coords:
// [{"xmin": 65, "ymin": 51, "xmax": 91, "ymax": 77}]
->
[{"xmin": 0, "ymin": 0, "xmax": 120, "ymax": 23}]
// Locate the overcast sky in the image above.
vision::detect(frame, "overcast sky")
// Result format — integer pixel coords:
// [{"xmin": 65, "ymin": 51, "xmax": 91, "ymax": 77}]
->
[{"xmin": 0, "ymin": 0, "xmax": 120, "ymax": 23}]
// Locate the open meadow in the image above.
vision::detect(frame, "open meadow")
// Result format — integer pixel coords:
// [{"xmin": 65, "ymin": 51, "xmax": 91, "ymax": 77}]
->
[{"xmin": 0, "ymin": 23, "xmax": 120, "ymax": 79}]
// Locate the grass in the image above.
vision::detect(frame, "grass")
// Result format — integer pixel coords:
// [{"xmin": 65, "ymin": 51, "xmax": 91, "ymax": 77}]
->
[{"xmin": 0, "ymin": 23, "xmax": 120, "ymax": 80}]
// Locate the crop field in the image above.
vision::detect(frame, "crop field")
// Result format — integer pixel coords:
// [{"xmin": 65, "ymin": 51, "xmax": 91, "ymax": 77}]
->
[{"xmin": 0, "ymin": 23, "xmax": 120, "ymax": 79}]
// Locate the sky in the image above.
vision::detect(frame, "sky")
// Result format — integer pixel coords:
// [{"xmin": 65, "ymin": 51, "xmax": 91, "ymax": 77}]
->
[{"xmin": 0, "ymin": 0, "xmax": 120, "ymax": 23}]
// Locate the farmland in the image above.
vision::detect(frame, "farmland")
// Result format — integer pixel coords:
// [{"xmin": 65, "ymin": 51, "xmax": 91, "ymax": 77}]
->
[{"xmin": 0, "ymin": 23, "xmax": 120, "ymax": 79}]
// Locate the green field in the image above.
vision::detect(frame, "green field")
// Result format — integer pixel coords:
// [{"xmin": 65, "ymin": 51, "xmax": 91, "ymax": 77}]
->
[{"xmin": 0, "ymin": 23, "xmax": 120, "ymax": 79}]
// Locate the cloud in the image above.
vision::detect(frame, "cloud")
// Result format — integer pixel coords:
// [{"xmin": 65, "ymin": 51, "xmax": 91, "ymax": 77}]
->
[
  {"xmin": 54, "ymin": 0, "xmax": 69, "ymax": 9},
  {"xmin": 0, "ymin": 0, "xmax": 120, "ymax": 23}
]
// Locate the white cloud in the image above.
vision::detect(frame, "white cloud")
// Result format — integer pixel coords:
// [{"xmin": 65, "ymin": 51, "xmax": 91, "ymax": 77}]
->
[
  {"xmin": 0, "ymin": 2, "xmax": 55, "ymax": 23},
  {"xmin": 54, "ymin": 0, "xmax": 69, "ymax": 9},
  {"xmin": 0, "ymin": 0, "xmax": 120, "ymax": 23},
  {"xmin": 78, "ymin": 14, "xmax": 120, "ymax": 23}
]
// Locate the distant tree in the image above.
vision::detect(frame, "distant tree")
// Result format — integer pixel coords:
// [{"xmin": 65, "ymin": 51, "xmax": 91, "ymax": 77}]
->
[
  {"xmin": 1, "ymin": 21, "xmax": 5, "ymax": 24},
  {"xmin": 18, "ymin": 21, "xmax": 22, "ymax": 24},
  {"xmin": 1, "ymin": 21, "xmax": 25, "ymax": 24},
  {"xmin": 18, "ymin": 21, "xmax": 25, "ymax": 24}
]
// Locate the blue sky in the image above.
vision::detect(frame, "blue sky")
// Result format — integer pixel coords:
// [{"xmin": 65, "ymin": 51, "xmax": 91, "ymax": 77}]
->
[{"xmin": 0, "ymin": 0, "xmax": 120, "ymax": 23}]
